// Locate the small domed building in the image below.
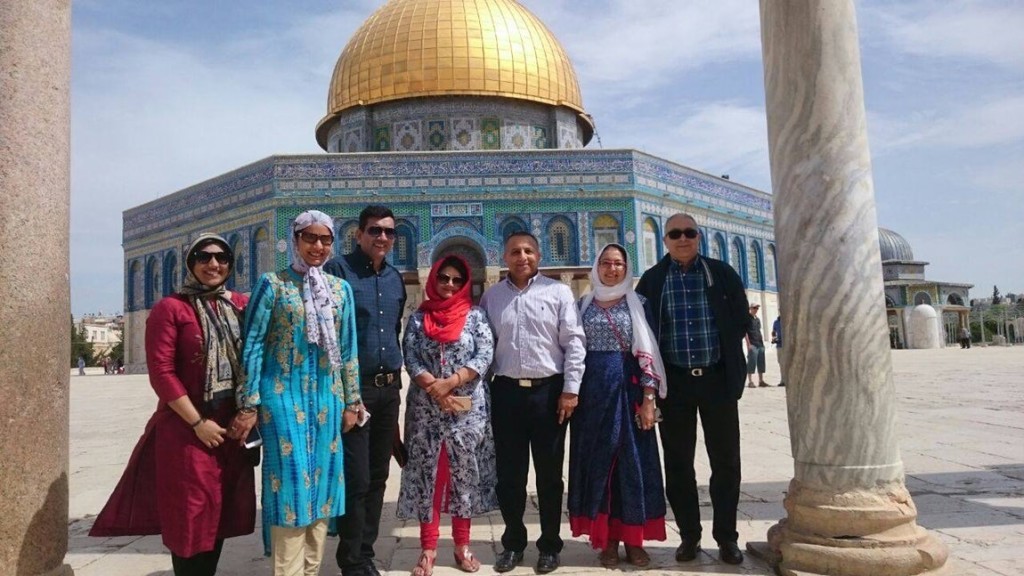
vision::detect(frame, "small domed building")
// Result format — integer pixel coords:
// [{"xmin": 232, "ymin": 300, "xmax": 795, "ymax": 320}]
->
[
  {"xmin": 879, "ymin": 228, "xmax": 972, "ymax": 348},
  {"xmin": 121, "ymin": 0, "xmax": 779, "ymax": 370}
]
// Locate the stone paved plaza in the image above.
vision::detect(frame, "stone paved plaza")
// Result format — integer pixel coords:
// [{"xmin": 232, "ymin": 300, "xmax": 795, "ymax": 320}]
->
[{"xmin": 67, "ymin": 347, "xmax": 1024, "ymax": 575}]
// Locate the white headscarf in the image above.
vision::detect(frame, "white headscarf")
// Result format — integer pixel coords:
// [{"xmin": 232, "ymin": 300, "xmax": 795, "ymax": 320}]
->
[
  {"xmin": 291, "ymin": 210, "xmax": 342, "ymax": 370},
  {"xmin": 580, "ymin": 243, "xmax": 667, "ymax": 398}
]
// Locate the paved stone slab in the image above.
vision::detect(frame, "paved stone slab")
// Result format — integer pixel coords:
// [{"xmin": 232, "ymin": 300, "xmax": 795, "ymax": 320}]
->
[{"xmin": 66, "ymin": 347, "xmax": 1024, "ymax": 575}]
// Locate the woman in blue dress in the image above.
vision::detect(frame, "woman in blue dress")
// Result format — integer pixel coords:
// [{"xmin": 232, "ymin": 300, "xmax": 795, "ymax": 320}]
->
[
  {"xmin": 398, "ymin": 255, "xmax": 497, "ymax": 576},
  {"xmin": 568, "ymin": 243, "xmax": 668, "ymax": 568},
  {"xmin": 239, "ymin": 210, "xmax": 362, "ymax": 576}
]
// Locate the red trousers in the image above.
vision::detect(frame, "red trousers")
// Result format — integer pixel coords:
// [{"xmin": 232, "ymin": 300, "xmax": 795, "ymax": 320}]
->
[{"xmin": 420, "ymin": 441, "xmax": 471, "ymax": 550}]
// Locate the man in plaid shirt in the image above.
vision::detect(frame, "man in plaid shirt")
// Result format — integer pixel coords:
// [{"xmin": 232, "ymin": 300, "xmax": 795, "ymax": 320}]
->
[{"xmin": 635, "ymin": 213, "xmax": 750, "ymax": 566}]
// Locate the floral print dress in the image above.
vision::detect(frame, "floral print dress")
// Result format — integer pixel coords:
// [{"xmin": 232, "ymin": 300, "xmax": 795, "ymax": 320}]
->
[{"xmin": 397, "ymin": 306, "xmax": 498, "ymax": 522}]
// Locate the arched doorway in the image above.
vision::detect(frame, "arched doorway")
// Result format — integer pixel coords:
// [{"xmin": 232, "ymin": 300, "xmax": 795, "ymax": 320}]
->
[{"xmin": 432, "ymin": 237, "xmax": 487, "ymax": 303}]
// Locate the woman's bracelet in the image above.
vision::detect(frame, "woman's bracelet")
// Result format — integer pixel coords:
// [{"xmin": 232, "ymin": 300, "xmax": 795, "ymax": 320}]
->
[
  {"xmin": 190, "ymin": 417, "xmax": 205, "ymax": 429},
  {"xmin": 454, "ymin": 370, "xmax": 463, "ymax": 385}
]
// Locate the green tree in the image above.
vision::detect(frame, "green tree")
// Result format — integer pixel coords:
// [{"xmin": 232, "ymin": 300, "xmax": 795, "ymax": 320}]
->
[
  {"xmin": 70, "ymin": 316, "xmax": 95, "ymax": 367},
  {"xmin": 993, "ymin": 285, "xmax": 1002, "ymax": 305}
]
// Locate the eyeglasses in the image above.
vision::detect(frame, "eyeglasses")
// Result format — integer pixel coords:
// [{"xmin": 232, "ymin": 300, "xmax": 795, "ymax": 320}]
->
[
  {"xmin": 365, "ymin": 225, "xmax": 397, "ymax": 239},
  {"xmin": 666, "ymin": 228, "xmax": 700, "ymax": 240},
  {"xmin": 437, "ymin": 273, "xmax": 466, "ymax": 287},
  {"xmin": 193, "ymin": 251, "xmax": 232, "ymax": 265},
  {"xmin": 598, "ymin": 260, "xmax": 626, "ymax": 269},
  {"xmin": 298, "ymin": 232, "xmax": 334, "ymax": 246}
]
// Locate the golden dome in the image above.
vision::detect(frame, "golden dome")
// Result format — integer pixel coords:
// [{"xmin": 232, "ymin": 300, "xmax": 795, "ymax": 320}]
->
[{"xmin": 316, "ymin": 0, "xmax": 591, "ymax": 148}]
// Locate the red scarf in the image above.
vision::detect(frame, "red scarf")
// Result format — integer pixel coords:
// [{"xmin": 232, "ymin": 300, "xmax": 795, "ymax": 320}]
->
[{"xmin": 419, "ymin": 256, "xmax": 472, "ymax": 343}]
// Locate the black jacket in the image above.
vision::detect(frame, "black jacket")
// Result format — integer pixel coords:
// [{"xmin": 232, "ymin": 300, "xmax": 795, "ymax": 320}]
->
[{"xmin": 635, "ymin": 255, "xmax": 751, "ymax": 400}]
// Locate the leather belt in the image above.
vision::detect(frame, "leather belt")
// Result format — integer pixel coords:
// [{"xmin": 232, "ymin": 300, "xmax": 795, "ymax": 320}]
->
[
  {"xmin": 671, "ymin": 363, "xmax": 721, "ymax": 378},
  {"xmin": 362, "ymin": 371, "xmax": 399, "ymax": 388},
  {"xmin": 495, "ymin": 374, "xmax": 561, "ymax": 388}
]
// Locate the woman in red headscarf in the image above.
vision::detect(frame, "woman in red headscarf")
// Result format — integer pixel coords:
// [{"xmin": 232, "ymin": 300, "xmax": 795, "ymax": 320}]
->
[{"xmin": 398, "ymin": 255, "xmax": 497, "ymax": 576}]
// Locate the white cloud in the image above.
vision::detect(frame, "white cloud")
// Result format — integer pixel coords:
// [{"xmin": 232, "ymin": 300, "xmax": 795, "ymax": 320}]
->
[
  {"xmin": 871, "ymin": 0, "xmax": 1024, "ymax": 69},
  {"xmin": 869, "ymin": 95, "xmax": 1024, "ymax": 151}
]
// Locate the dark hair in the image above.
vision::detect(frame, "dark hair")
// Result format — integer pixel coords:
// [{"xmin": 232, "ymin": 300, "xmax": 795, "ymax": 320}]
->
[
  {"xmin": 359, "ymin": 205, "xmax": 395, "ymax": 230},
  {"xmin": 437, "ymin": 255, "xmax": 469, "ymax": 279},
  {"xmin": 504, "ymin": 230, "xmax": 539, "ymax": 249},
  {"xmin": 186, "ymin": 238, "xmax": 233, "ymax": 270},
  {"xmin": 599, "ymin": 244, "xmax": 627, "ymax": 264}
]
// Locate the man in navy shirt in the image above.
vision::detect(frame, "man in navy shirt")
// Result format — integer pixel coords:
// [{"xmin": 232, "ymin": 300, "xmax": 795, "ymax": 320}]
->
[{"xmin": 326, "ymin": 205, "xmax": 407, "ymax": 576}]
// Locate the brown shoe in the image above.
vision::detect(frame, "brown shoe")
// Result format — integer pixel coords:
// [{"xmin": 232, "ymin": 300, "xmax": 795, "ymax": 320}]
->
[
  {"xmin": 599, "ymin": 542, "xmax": 619, "ymax": 567},
  {"xmin": 453, "ymin": 545, "xmax": 480, "ymax": 573},
  {"xmin": 624, "ymin": 544, "xmax": 650, "ymax": 567}
]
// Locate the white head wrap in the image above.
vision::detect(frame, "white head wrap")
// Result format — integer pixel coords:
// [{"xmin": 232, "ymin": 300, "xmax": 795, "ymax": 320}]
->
[
  {"xmin": 291, "ymin": 210, "xmax": 342, "ymax": 370},
  {"xmin": 580, "ymin": 243, "xmax": 667, "ymax": 398}
]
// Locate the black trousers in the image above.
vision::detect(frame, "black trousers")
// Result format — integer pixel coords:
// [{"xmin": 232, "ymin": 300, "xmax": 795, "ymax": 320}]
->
[
  {"xmin": 491, "ymin": 376, "xmax": 568, "ymax": 555},
  {"xmin": 170, "ymin": 539, "xmax": 223, "ymax": 576},
  {"xmin": 657, "ymin": 365, "xmax": 741, "ymax": 545},
  {"xmin": 335, "ymin": 379, "xmax": 402, "ymax": 573}
]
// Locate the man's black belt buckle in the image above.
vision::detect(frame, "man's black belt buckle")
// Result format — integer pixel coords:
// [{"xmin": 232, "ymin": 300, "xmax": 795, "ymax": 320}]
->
[
  {"xmin": 371, "ymin": 372, "xmax": 396, "ymax": 387},
  {"xmin": 690, "ymin": 367, "xmax": 704, "ymax": 377},
  {"xmin": 499, "ymin": 375, "xmax": 555, "ymax": 387}
]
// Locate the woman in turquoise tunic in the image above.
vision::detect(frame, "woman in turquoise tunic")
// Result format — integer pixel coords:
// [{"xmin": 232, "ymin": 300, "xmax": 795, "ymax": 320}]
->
[{"xmin": 239, "ymin": 210, "xmax": 362, "ymax": 576}]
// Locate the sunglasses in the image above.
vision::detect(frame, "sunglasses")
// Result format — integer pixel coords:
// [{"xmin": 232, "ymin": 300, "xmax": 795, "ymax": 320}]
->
[
  {"xmin": 193, "ymin": 251, "xmax": 232, "ymax": 265},
  {"xmin": 666, "ymin": 228, "xmax": 700, "ymax": 240},
  {"xmin": 298, "ymin": 232, "xmax": 334, "ymax": 246},
  {"xmin": 437, "ymin": 273, "xmax": 466, "ymax": 287},
  {"xmin": 364, "ymin": 225, "xmax": 397, "ymax": 239}
]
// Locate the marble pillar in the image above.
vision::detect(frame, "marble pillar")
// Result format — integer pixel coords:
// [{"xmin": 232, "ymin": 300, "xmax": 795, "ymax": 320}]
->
[
  {"xmin": 0, "ymin": 1, "xmax": 75, "ymax": 575},
  {"xmin": 758, "ymin": 2, "xmax": 948, "ymax": 574}
]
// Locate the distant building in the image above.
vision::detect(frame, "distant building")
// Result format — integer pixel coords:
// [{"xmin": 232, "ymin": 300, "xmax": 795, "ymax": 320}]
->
[
  {"xmin": 75, "ymin": 313, "xmax": 123, "ymax": 357},
  {"xmin": 879, "ymin": 228, "xmax": 972, "ymax": 348}
]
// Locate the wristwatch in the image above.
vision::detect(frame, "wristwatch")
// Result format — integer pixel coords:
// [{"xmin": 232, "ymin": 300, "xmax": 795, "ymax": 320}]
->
[{"xmin": 643, "ymin": 392, "xmax": 656, "ymax": 401}]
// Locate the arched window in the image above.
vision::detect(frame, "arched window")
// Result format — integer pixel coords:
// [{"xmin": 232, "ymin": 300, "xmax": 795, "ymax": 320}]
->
[
  {"xmin": 145, "ymin": 255, "xmax": 160, "ymax": 308},
  {"xmin": 501, "ymin": 217, "xmax": 528, "ymax": 242},
  {"xmin": 730, "ymin": 238, "xmax": 746, "ymax": 284},
  {"xmin": 127, "ymin": 260, "xmax": 140, "ymax": 312},
  {"xmin": 947, "ymin": 293, "xmax": 964, "ymax": 306},
  {"xmin": 593, "ymin": 214, "xmax": 620, "ymax": 250},
  {"xmin": 885, "ymin": 295, "xmax": 897, "ymax": 308},
  {"xmin": 747, "ymin": 240, "xmax": 762, "ymax": 289},
  {"xmin": 642, "ymin": 218, "xmax": 659, "ymax": 268},
  {"xmin": 914, "ymin": 291, "xmax": 932, "ymax": 306},
  {"xmin": 766, "ymin": 244, "xmax": 777, "ymax": 286},
  {"xmin": 699, "ymin": 228, "xmax": 709, "ymax": 255},
  {"xmin": 710, "ymin": 233, "xmax": 726, "ymax": 261},
  {"xmin": 340, "ymin": 222, "xmax": 359, "ymax": 255},
  {"xmin": 226, "ymin": 235, "xmax": 241, "ymax": 290},
  {"xmin": 162, "ymin": 252, "xmax": 178, "ymax": 296},
  {"xmin": 546, "ymin": 217, "xmax": 575, "ymax": 265},
  {"xmin": 393, "ymin": 221, "xmax": 416, "ymax": 269},
  {"xmin": 252, "ymin": 227, "xmax": 272, "ymax": 285}
]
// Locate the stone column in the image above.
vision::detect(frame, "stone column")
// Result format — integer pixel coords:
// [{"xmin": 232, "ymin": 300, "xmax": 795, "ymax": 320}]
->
[
  {"xmin": 0, "ymin": 1, "xmax": 75, "ymax": 575},
  {"xmin": 758, "ymin": 2, "xmax": 948, "ymax": 574}
]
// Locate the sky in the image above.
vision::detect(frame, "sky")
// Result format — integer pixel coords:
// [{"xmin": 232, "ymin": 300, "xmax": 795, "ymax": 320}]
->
[{"xmin": 71, "ymin": 0, "xmax": 1024, "ymax": 315}]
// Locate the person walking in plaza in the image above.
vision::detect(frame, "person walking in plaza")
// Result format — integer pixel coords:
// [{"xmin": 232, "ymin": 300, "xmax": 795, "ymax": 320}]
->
[
  {"xmin": 635, "ymin": 213, "xmax": 750, "ymax": 565},
  {"xmin": 77, "ymin": 355, "xmax": 86, "ymax": 375},
  {"xmin": 90, "ymin": 233, "xmax": 256, "ymax": 576},
  {"xmin": 239, "ymin": 210, "xmax": 362, "ymax": 575},
  {"xmin": 325, "ymin": 205, "xmax": 407, "ymax": 576},
  {"xmin": 771, "ymin": 315, "xmax": 785, "ymax": 386},
  {"xmin": 479, "ymin": 231, "xmax": 586, "ymax": 574},
  {"xmin": 746, "ymin": 304, "xmax": 769, "ymax": 387},
  {"xmin": 568, "ymin": 244, "xmax": 667, "ymax": 568},
  {"xmin": 398, "ymin": 255, "xmax": 497, "ymax": 576},
  {"xmin": 960, "ymin": 325, "xmax": 971, "ymax": 349}
]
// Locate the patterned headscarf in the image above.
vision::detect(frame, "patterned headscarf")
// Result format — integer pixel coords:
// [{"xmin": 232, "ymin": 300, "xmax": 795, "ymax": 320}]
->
[
  {"xmin": 178, "ymin": 233, "xmax": 244, "ymax": 406},
  {"xmin": 290, "ymin": 210, "xmax": 343, "ymax": 370},
  {"xmin": 580, "ymin": 243, "xmax": 667, "ymax": 398}
]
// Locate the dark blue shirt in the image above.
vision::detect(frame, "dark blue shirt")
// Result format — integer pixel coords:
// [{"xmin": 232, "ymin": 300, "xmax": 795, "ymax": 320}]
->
[{"xmin": 324, "ymin": 250, "xmax": 406, "ymax": 377}]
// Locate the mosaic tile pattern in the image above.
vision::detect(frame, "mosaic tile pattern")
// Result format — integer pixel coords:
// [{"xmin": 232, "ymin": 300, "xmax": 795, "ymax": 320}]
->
[
  {"xmin": 503, "ymin": 122, "xmax": 531, "ymax": 150},
  {"xmin": 426, "ymin": 120, "xmax": 447, "ymax": 150},
  {"xmin": 374, "ymin": 126, "xmax": 391, "ymax": 151},
  {"xmin": 481, "ymin": 118, "xmax": 501, "ymax": 150},
  {"xmin": 393, "ymin": 120, "xmax": 422, "ymax": 151}
]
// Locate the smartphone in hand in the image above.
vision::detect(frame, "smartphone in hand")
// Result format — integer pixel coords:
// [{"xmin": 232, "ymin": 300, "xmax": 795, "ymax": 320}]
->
[{"xmin": 244, "ymin": 427, "xmax": 263, "ymax": 449}]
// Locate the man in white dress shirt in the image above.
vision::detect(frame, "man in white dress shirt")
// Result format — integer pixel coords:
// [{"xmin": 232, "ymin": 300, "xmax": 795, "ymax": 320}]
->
[{"xmin": 480, "ymin": 231, "xmax": 586, "ymax": 574}]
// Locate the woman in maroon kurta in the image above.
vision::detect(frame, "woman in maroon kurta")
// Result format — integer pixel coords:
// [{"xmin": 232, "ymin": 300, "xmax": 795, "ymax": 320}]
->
[{"xmin": 91, "ymin": 233, "xmax": 257, "ymax": 575}]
